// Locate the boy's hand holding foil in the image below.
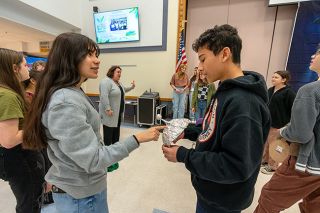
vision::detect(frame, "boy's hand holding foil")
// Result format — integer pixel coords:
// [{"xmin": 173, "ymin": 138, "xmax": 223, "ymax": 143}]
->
[{"xmin": 159, "ymin": 118, "xmax": 190, "ymax": 162}]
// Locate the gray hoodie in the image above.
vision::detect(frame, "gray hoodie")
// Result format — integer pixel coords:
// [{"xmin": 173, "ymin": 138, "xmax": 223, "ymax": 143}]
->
[
  {"xmin": 42, "ymin": 87, "xmax": 139, "ymax": 198},
  {"xmin": 280, "ymin": 80, "xmax": 320, "ymax": 175}
]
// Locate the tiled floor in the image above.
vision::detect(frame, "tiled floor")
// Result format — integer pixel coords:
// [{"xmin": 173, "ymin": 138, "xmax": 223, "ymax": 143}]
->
[{"xmin": 0, "ymin": 126, "xmax": 299, "ymax": 213}]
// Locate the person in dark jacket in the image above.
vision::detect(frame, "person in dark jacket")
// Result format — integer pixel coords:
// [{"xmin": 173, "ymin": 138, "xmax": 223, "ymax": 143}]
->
[
  {"xmin": 162, "ymin": 24, "xmax": 271, "ymax": 213},
  {"xmin": 261, "ymin": 70, "xmax": 296, "ymax": 175}
]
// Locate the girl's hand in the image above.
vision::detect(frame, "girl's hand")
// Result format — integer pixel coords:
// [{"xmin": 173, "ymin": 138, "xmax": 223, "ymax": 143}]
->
[
  {"xmin": 134, "ymin": 126, "xmax": 166, "ymax": 143},
  {"xmin": 175, "ymin": 88, "xmax": 181, "ymax": 93},
  {"xmin": 106, "ymin": 110, "xmax": 113, "ymax": 116}
]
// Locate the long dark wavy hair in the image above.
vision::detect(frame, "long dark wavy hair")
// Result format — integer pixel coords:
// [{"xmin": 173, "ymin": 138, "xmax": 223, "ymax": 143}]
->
[
  {"xmin": 0, "ymin": 48, "xmax": 27, "ymax": 110},
  {"xmin": 23, "ymin": 33, "xmax": 100, "ymax": 150}
]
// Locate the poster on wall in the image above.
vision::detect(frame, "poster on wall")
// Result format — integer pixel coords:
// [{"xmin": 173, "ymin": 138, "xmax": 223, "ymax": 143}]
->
[
  {"xmin": 286, "ymin": 1, "xmax": 320, "ymax": 91},
  {"xmin": 93, "ymin": 7, "xmax": 140, "ymax": 44}
]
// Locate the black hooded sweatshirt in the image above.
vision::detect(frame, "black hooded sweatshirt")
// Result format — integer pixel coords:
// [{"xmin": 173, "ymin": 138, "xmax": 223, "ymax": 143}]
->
[
  {"xmin": 268, "ymin": 86, "xmax": 296, "ymax": 128},
  {"xmin": 177, "ymin": 71, "xmax": 271, "ymax": 211}
]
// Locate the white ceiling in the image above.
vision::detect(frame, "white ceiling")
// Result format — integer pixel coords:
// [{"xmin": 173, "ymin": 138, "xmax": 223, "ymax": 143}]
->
[{"xmin": 0, "ymin": 17, "xmax": 55, "ymax": 43}]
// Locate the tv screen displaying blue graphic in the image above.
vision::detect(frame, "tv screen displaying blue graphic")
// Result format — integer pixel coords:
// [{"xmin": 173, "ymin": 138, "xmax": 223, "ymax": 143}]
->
[{"xmin": 93, "ymin": 7, "xmax": 140, "ymax": 44}]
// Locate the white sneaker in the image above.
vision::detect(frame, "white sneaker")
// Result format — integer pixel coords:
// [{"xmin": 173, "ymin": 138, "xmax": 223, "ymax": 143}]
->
[{"xmin": 260, "ymin": 166, "xmax": 275, "ymax": 175}]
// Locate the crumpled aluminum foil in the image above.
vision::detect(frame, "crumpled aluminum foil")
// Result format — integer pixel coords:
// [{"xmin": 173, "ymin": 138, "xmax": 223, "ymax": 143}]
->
[{"xmin": 162, "ymin": 118, "xmax": 191, "ymax": 146}]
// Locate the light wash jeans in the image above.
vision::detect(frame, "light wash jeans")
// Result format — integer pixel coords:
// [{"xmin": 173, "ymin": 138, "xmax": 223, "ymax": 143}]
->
[
  {"xmin": 52, "ymin": 190, "xmax": 108, "ymax": 213},
  {"xmin": 172, "ymin": 87, "xmax": 187, "ymax": 119},
  {"xmin": 195, "ymin": 100, "xmax": 207, "ymax": 121}
]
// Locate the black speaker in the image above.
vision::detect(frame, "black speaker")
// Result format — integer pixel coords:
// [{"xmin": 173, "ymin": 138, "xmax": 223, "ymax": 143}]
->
[
  {"xmin": 137, "ymin": 96, "xmax": 161, "ymax": 126},
  {"xmin": 137, "ymin": 97, "xmax": 155, "ymax": 125},
  {"xmin": 93, "ymin": 6, "xmax": 99, "ymax": 13}
]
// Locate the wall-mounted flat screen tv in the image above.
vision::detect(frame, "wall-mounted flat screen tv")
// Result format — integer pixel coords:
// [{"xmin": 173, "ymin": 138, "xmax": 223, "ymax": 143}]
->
[{"xmin": 93, "ymin": 7, "xmax": 140, "ymax": 44}]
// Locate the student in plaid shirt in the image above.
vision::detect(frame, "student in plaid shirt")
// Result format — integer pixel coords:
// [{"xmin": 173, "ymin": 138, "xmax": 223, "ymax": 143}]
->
[{"xmin": 191, "ymin": 67, "xmax": 216, "ymax": 121}]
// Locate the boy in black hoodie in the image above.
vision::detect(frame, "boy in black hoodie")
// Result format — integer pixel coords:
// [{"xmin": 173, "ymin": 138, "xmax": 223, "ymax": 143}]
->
[{"xmin": 162, "ymin": 25, "xmax": 271, "ymax": 213}]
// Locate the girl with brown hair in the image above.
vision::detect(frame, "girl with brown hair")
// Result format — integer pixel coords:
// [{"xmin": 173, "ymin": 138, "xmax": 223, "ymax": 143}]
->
[
  {"xmin": 191, "ymin": 67, "xmax": 216, "ymax": 121},
  {"xmin": 261, "ymin": 70, "xmax": 296, "ymax": 174},
  {"xmin": 0, "ymin": 48, "xmax": 44, "ymax": 213}
]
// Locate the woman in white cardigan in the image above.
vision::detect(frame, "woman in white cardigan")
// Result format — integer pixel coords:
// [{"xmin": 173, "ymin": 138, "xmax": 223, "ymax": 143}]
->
[{"xmin": 99, "ymin": 66, "xmax": 135, "ymax": 171}]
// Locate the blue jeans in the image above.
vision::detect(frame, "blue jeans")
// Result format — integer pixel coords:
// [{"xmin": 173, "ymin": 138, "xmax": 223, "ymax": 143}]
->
[
  {"xmin": 196, "ymin": 200, "xmax": 240, "ymax": 213},
  {"xmin": 172, "ymin": 88, "xmax": 186, "ymax": 119},
  {"xmin": 195, "ymin": 100, "xmax": 207, "ymax": 121},
  {"xmin": 52, "ymin": 190, "xmax": 108, "ymax": 213}
]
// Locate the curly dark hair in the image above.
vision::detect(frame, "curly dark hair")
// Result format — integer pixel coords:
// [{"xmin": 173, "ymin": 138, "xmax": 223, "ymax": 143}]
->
[{"xmin": 192, "ymin": 24, "xmax": 242, "ymax": 64}]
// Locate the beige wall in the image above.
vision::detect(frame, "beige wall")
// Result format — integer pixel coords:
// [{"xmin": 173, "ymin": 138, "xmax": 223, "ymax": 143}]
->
[
  {"xmin": 83, "ymin": 0, "xmax": 179, "ymax": 99},
  {"xmin": 267, "ymin": 4, "xmax": 297, "ymax": 85},
  {"xmin": 84, "ymin": 0, "xmax": 297, "ymax": 97},
  {"xmin": 186, "ymin": 0, "xmax": 297, "ymax": 87}
]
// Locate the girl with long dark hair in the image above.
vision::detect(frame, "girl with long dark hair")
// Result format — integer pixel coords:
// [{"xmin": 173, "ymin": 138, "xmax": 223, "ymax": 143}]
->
[{"xmin": 23, "ymin": 33, "xmax": 162, "ymax": 212}]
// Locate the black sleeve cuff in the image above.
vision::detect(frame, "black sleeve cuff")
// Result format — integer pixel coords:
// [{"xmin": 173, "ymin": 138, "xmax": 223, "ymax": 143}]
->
[
  {"xmin": 176, "ymin": 146, "xmax": 189, "ymax": 163},
  {"xmin": 132, "ymin": 135, "xmax": 140, "ymax": 146},
  {"xmin": 184, "ymin": 124, "xmax": 202, "ymax": 141}
]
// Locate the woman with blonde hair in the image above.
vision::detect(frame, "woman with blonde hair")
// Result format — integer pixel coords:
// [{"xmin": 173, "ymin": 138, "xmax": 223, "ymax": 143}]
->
[
  {"xmin": 170, "ymin": 64, "xmax": 189, "ymax": 119},
  {"xmin": 191, "ymin": 67, "xmax": 216, "ymax": 121}
]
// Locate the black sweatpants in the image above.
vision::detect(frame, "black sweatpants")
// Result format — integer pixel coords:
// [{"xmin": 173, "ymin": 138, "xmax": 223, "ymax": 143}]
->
[
  {"xmin": 103, "ymin": 116, "xmax": 121, "ymax": 146},
  {"xmin": 0, "ymin": 146, "xmax": 45, "ymax": 213}
]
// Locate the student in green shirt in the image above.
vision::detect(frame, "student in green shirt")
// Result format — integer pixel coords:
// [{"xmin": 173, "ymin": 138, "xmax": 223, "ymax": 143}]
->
[
  {"xmin": 0, "ymin": 48, "xmax": 45, "ymax": 213},
  {"xmin": 191, "ymin": 66, "xmax": 216, "ymax": 122}
]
